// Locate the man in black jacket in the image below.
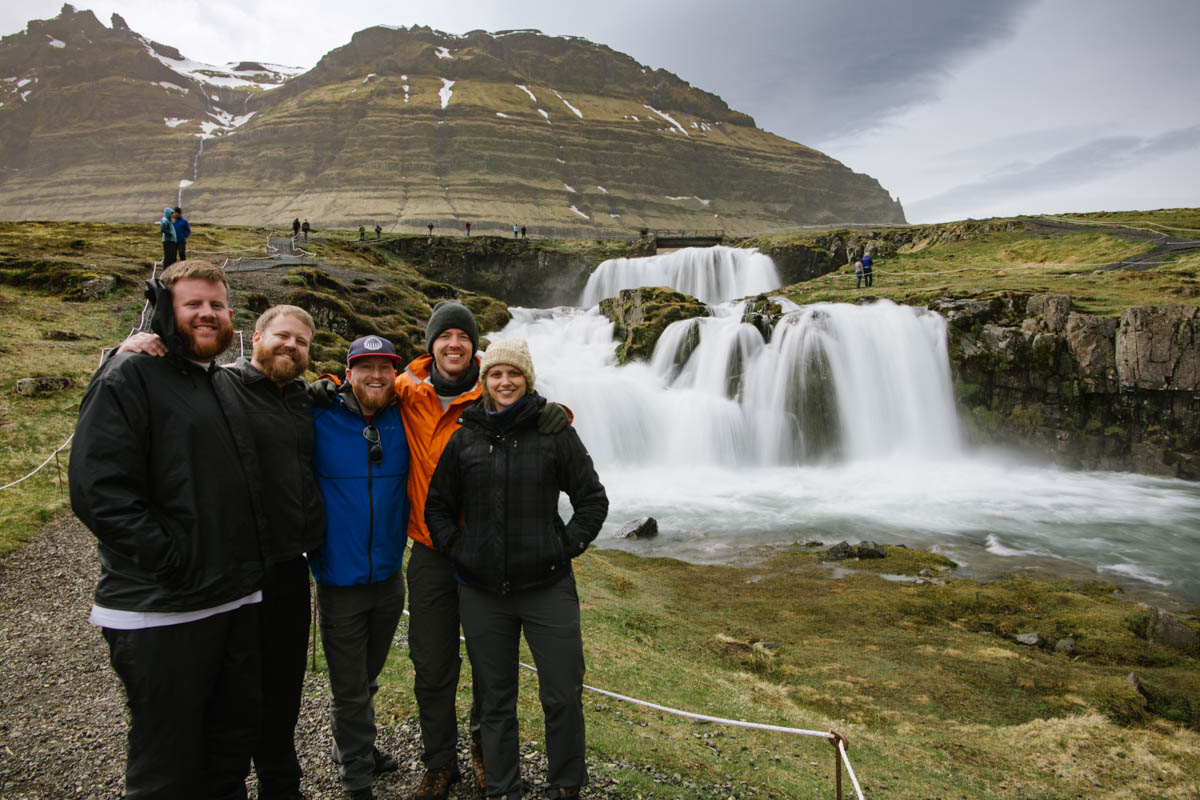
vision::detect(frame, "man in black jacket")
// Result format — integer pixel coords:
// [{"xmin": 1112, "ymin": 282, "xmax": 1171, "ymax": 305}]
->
[
  {"xmin": 70, "ymin": 261, "xmax": 266, "ymax": 800},
  {"xmin": 112, "ymin": 304, "xmax": 330, "ymax": 800}
]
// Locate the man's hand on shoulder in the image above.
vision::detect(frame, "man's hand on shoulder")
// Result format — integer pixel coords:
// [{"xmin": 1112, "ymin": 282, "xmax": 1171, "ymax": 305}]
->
[
  {"xmin": 116, "ymin": 331, "xmax": 167, "ymax": 357},
  {"xmin": 537, "ymin": 402, "xmax": 570, "ymax": 434},
  {"xmin": 309, "ymin": 376, "xmax": 340, "ymax": 409}
]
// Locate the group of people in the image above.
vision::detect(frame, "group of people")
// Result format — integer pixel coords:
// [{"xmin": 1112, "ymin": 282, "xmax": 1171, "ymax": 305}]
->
[
  {"xmin": 511, "ymin": 224, "xmax": 527, "ymax": 239},
  {"xmin": 158, "ymin": 206, "xmax": 191, "ymax": 266},
  {"xmin": 359, "ymin": 224, "xmax": 383, "ymax": 240},
  {"xmin": 854, "ymin": 252, "xmax": 875, "ymax": 288},
  {"xmin": 293, "ymin": 218, "xmax": 312, "ymax": 241},
  {"xmin": 69, "ymin": 261, "xmax": 608, "ymax": 800}
]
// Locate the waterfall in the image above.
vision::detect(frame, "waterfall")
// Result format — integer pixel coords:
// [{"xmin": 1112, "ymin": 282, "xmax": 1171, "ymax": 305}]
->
[
  {"xmin": 483, "ymin": 247, "xmax": 1200, "ymax": 604},
  {"xmin": 581, "ymin": 245, "xmax": 781, "ymax": 305}
]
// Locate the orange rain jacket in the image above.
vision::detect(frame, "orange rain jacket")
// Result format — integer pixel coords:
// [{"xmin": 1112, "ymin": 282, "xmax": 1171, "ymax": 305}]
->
[{"xmin": 393, "ymin": 353, "xmax": 482, "ymax": 548}]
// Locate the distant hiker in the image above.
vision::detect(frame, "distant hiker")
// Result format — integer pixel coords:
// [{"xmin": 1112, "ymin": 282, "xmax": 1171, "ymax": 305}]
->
[
  {"xmin": 513, "ymin": 224, "xmax": 519, "ymax": 239},
  {"xmin": 159, "ymin": 207, "xmax": 178, "ymax": 267},
  {"xmin": 359, "ymin": 225, "xmax": 366, "ymax": 241},
  {"xmin": 172, "ymin": 207, "xmax": 191, "ymax": 262},
  {"xmin": 301, "ymin": 219, "xmax": 310, "ymax": 241},
  {"xmin": 426, "ymin": 338, "xmax": 607, "ymax": 800},
  {"xmin": 375, "ymin": 223, "xmax": 382, "ymax": 239},
  {"xmin": 292, "ymin": 217, "xmax": 301, "ymax": 237},
  {"xmin": 854, "ymin": 259, "xmax": 864, "ymax": 289},
  {"xmin": 520, "ymin": 225, "xmax": 527, "ymax": 239},
  {"xmin": 428, "ymin": 223, "xmax": 434, "ymax": 237},
  {"xmin": 70, "ymin": 261, "xmax": 263, "ymax": 799},
  {"xmin": 465, "ymin": 221, "xmax": 471, "ymax": 237},
  {"xmin": 862, "ymin": 252, "xmax": 874, "ymax": 287}
]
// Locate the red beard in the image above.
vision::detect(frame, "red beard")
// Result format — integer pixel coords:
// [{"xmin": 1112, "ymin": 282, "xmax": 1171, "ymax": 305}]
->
[
  {"xmin": 252, "ymin": 341, "xmax": 308, "ymax": 384},
  {"xmin": 179, "ymin": 316, "xmax": 235, "ymax": 361}
]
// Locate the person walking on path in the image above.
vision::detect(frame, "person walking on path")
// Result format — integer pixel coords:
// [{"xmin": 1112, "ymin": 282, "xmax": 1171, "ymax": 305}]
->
[
  {"xmin": 311, "ymin": 335, "xmax": 410, "ymax": 800},
  {"xmin": 69, "ymin": 260, "xmax": 266, "ymax": 800},
  {"xmin": 426, "ymin": 338, "xmax": 608, "ymax": 800},
  {"xmin": 512, "ymin": 224, "xmax": 519, "ymax": 239},
  {"xmin": 359, "ymin": 226, "xmax": 366, "ymax": 241},
  {"xmin": 172, "ymin": 207, "xmax": 191, "ymax": 262},
  {"xmin": 855, "ymin": 259, "xmax": 864, "ymax": 289},
  {"xmin": 862, "ymin": 252, "xmax": 874, "ymax": 287},
  {"xmin": 293, "ymin": 218, "xmax": 301, "ymax": 238},
  {"xmin": 159, "ymin": 207, "xmax": 178, "ymax": 266},
  {"xmin": 464, "ymin": 221, "xmax": 471, "ymax": 237},
  {"xmin": 301, "ymin": 220, "xmax": 311, "ymax": 241},
  {"xmin": 375, "ymin": 223, "xmax": 382, "ymax": 240},
  {"xmin": 428, "ymin": 223, "xmax": 434, "ymax": 237},
  {"xmin": 520, "ymin": 226, "xmax": 526, "ymax": 239}
]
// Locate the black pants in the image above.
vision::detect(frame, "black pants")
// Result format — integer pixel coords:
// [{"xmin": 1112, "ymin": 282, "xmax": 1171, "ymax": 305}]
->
[
  {"xmin": 252, "ymin": 557, "xmax": 311, "ymax": 799},
  {"xmin": 162, "ymin": 240, "xmax": 177, "ymax": 267},
  {"xmin": 176, "ymin": 240, "xmax": 188, "ymax": 261},
  {"xmin": 864, "ymin": 270, "xmax": 873, "ymax": 287},
  {"xmin": 103, "ymin": 603, "xmax": 262, "ymax": 800},
  {"xmin": 406, "ymin": 542, "xmax": 480, "ymax": 770},
  {"xmin": 460, "ymin": 575, "xmax": 587, "ymax": 799}
]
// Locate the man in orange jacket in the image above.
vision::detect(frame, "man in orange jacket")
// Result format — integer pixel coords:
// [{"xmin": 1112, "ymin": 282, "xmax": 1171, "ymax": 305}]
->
[{"xmin": 393, "ymin": 301, "xmax": 567, "ymax": 800}]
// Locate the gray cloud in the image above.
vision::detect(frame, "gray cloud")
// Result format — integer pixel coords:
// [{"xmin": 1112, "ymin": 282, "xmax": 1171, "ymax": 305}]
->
[{"xmin": 908, "ymin": 124, "xmax": 1200, "ymax": 220}]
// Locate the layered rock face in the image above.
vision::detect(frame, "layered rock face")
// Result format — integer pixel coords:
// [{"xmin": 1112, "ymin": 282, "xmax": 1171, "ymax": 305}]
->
[
  {"xmin": 0, "ymin": 7, "xmax": 905, "ymax": 233},
  {"xmin": 939, "ymin": 293, "xmax": 1199, "ymax": 478}
]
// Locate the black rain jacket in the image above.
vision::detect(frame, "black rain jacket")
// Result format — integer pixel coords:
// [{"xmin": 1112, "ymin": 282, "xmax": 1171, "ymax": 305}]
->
[{"xmin": 425, "ymin": 393, "xmax": 608, "ymax": 595}]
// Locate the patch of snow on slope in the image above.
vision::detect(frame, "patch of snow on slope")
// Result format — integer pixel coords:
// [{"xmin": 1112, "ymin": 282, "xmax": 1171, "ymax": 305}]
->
[
  {"xmin": 439, "ymin": 78, "xmax": 454, "ymax": 109},
  {"xmin": 564, "ymin": 183, "xmax": 576, "ymax": 193},
  {"xmin": 569, "ymin": 205, "xmax": 590, "ymax": 219},
  {"xmin": 47, "ymin": 37, "xmax": 65, "ymax": 48},
  {"xmin": 643, "ymin": 104, "xmax": 689, "ymax": 137},
  {"xmin": 538, "ymin": 109, "xmax": 550, "ymax": 124},
  {"xmin": 363, "ymin": 73, "xmax": 375, "ymax": 83},
  {"xmin": 164, "ymin": 117, "xmax": 189, "ymax": 128},
  {"xmin": 179, "ymin": 179, "xmax": 194, "ymax": 188},
  {"xmin": 158, "ymin": 81, "xmax": 188, "ymax": 93},
  {"xmin": 516, "ymin": 84, "xmax": 537, "ymax": 103},
  {"xmin": 596, "ymin": 185, "xmax": 609, "ymax": 194},
  {"xmin": 551, "ymin": 89, "xmax": 582, "ymax": 118},
  {"xmin": 436, "ymin": 46, "xmax": 452, "ymax": 59},
  {"xmin": 496, "ymin": 112, "xmax": 509, "ymax": 118}
]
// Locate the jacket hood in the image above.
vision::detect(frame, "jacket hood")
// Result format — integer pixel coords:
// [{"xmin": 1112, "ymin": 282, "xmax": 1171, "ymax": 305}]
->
[{"xmin": 143, "ymin": 279, "xmax": 191, "ymax": 363}]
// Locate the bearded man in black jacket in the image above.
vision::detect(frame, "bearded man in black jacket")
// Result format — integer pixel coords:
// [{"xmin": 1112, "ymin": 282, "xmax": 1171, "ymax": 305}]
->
[{"xmin": 70, "ymin": 261, "xmax": 266, "ymax": 800}]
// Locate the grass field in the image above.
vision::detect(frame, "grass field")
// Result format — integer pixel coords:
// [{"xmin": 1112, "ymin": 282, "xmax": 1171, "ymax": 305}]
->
[{"xmin": 2, "ymin": 213, "xmax": 1198, "ymax": 798}]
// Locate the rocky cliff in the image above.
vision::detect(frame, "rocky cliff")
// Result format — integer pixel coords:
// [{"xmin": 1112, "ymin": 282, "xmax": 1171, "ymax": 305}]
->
[{"xmin": 0, "ymin": 6, "xmax": 905, "ymax": 234}]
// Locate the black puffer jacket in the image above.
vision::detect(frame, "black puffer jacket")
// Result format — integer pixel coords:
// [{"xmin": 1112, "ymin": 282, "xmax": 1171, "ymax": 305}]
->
[
  {"xmin": 218, "ymin": 359, "xmax": 325, "ymax": 562},
  {"xmin": 425, "ymin": 393, "xmax": 608, "ymax": 595},
  {"xmin": 69, "ymin": 294, "xmax": 265, "ymax": 612}
]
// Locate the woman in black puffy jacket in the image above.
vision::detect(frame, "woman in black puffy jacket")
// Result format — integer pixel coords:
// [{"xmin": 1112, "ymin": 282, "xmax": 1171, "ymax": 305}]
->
[{"xmin": 426, "ymin": 338, "xmax": 607, "ymax": 800}]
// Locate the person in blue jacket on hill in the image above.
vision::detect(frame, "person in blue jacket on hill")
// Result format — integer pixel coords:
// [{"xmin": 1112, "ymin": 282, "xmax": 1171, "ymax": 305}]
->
[
  {"xmin": 172, "ymin": 207, "xmax": 191, "ymax": 262},
  {"xmin": 159, "ymin": 207, "xmax": 177, "ymax": 267},
  {"xmin": 310, "ymin": 334, "xmax": 411, "ymax": 800},
  {"xmin": 861, "ymin": 251, "xmax": 874, "ymax": 287}
]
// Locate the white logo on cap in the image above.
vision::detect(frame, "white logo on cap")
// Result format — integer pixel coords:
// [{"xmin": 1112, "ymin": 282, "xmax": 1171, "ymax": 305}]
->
[{"xmin": 364, "ymin": 336, "xmax": 383, "ymax": 351}]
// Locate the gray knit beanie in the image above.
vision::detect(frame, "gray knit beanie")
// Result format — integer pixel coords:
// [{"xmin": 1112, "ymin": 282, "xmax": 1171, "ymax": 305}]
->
[
  {"xmin": 425, "ymin": 300, "xmax": 480, "ymax": 356},
  {"xmin": 480, "ymin": 339, "xmax": 535, "ymax": 399}
]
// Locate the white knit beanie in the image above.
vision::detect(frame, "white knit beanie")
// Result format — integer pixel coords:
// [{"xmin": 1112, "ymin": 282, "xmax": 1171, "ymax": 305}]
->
[{"xmin": 480, "ymin": 339, "xmax": 535, "ymax": 397}]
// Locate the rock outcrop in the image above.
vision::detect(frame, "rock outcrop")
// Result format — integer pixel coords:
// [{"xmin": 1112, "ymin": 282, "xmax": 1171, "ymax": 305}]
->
[
  {"xmin": 598, "ymin": 286, "xmax": 709, "ymax": 365},
  {"xmin": 939, "ymin": 292, "xmax": 1200, "ymax": 478}
]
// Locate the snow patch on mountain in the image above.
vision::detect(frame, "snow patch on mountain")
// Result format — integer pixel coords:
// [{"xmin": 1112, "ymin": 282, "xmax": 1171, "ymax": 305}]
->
[
  {"xmin": 439, "ymin": 78, "xmax": 454, "ymax": 109},
  {"xmin": 516, "ymin": 84, "xmax": 537, "ymax": 103},
  {"xmin": 643, "ymin": 104, "xmax": 689, "ymax": 137},
  {"xmin": 552, "ymin": 89, "xmax": 582, "ymax": 119}
]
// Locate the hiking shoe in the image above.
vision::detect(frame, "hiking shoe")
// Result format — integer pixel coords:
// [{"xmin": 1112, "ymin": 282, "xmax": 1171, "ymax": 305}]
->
[
  {"xmin": 413, "ymin": 762, "xmax": 461, "ymax": 800},
  {"xmin": 469, "ymin": 730, "xmax": 487, "ymax": 791},
  {"xmin": 557, "ymin": 788, "xmax": 580, "ymax": 799},
  {"xmin": 373, "ymin": 746, "xmax": 399, "ymax": 775},
  {"xmin": 345, "ymin": 788, "xmax": 374, "ymax": 800}
]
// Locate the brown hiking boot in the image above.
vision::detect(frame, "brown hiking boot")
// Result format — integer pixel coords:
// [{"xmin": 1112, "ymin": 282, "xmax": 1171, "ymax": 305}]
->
[
  {"xmin": 556, "ymin": 789, "xmax": 580, "ymax": 799},
  {"xmin": 413, "ymin": 762, "xmax": 461, "ymax": 800},
  {"xmin": 469, "ymin": 730, "xmax": 486, "ymax": 792}
]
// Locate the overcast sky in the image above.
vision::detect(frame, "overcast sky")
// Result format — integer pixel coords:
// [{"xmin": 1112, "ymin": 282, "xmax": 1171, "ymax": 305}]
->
[{"xmin": 4, "ymin": 0, "xmax": 1198, "ymax": 223}]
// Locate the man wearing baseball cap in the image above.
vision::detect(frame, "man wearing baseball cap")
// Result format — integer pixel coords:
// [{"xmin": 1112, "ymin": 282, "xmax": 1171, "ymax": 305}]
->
[{"xmin": 310, "ymin": 335, "xmax": 411, "ymax": 800}]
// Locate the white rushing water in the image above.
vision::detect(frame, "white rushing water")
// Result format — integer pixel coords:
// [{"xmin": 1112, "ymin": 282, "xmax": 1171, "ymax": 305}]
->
[
  {"xmin": 581, "ymin": 245, "xmax": 780, "ymax": 306},
  {"xmin": 486, "ymin": 248, "xmax": 1200, "ymax": 605}
]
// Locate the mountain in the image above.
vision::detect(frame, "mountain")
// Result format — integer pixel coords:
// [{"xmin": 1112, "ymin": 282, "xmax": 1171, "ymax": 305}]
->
[{"xmin": 0, "ymin": 5, "xmax": 905, "ymax": 235}]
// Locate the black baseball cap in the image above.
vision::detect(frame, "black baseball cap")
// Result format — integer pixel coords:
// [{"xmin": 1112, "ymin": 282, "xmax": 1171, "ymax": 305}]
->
[{"xmin": 347, "ymin": 335, "xmax": 403, "ymax": 365}]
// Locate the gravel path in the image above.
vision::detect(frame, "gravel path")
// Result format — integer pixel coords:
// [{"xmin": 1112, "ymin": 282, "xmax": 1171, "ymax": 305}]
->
[{"xmin": 0, "ymin": 517, "xmax": 763, "ymax": 800}]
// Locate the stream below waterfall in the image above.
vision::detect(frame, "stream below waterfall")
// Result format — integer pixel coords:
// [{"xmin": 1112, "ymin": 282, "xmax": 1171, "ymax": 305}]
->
[{"xmin": 487, "ymin": 247, "xmax": 1200, "ymax": 606}]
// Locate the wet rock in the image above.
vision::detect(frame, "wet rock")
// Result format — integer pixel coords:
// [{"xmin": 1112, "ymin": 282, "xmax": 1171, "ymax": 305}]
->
[
  {"xmin": 598, "ymin": 286, "xmax": 709, "ymax": 365},
  {"xmin": 14, "ymin": 377, "xmax": 74, "ymax": 396},
  {"xmin": 740, "ymin": 295, "xmax": 782, "ymax": 340},
  {"xmin": 42, "ymin": 330, "xmax": 81, "ymax": 341},
  {"xmin": 1135, "ymin": 605, "xmax": 1200, "ymax": 653},
  {"xmin": 614, "ymin": 516, "xmax": 658, "ymax": 539},
  {"xmin": 822, "ymin": 541, "xmax": 855, "ymax": 561},
  {"xmin": 1014, "ymin": 632, "xmax": 1043, "ymax": 647},
  {"xmin": 855, "ymin": 541, "xmax": 886, "ymax": 559}
]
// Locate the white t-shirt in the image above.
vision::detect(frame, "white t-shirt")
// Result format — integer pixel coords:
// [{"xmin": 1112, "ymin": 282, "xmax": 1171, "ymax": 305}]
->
[{"xmin": 89, "ymin": 591, "xmax": 262, "ymax": 630}]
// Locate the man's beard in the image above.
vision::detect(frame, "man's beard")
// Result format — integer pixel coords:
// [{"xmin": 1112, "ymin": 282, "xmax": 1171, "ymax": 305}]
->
[
  {"xmin": 252, "ymin": 341, "xmax": 308, "ymax": 384},
  {"xmin": 179, "ymin": 317, "xmax": 235, "ymax": 361}
]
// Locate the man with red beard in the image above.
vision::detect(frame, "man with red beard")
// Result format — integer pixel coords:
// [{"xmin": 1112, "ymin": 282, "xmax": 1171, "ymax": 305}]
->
[{"xmin": 70, "ymin": 261, "xmax": 266, "ymax": 800}]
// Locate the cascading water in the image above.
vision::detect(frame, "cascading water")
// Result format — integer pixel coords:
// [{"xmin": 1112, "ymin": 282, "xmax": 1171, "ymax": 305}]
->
[
  {"xmin": 486, "ymin": 248, "xmax": 1200, "ymax": 605},
  {"xmin": 581, "ymin": 245, "xmax": 780, "ymax": 306}
]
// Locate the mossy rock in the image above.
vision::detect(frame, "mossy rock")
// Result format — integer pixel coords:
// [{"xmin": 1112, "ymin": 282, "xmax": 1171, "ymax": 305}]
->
[{"xmin": 598, "ymin": 286, "xmax": 710, "ymax": 364}]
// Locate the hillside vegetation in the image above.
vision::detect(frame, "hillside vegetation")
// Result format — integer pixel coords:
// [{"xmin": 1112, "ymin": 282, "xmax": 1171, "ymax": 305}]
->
[{"xmin": 1, "ymin": 214, "xmax": 1198, "ymax": 799}]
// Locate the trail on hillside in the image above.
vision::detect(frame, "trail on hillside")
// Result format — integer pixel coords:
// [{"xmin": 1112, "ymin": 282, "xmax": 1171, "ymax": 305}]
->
[{"xmin": 1024, "ymin": 217, "xmax": 1200, "ymax": 271}]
